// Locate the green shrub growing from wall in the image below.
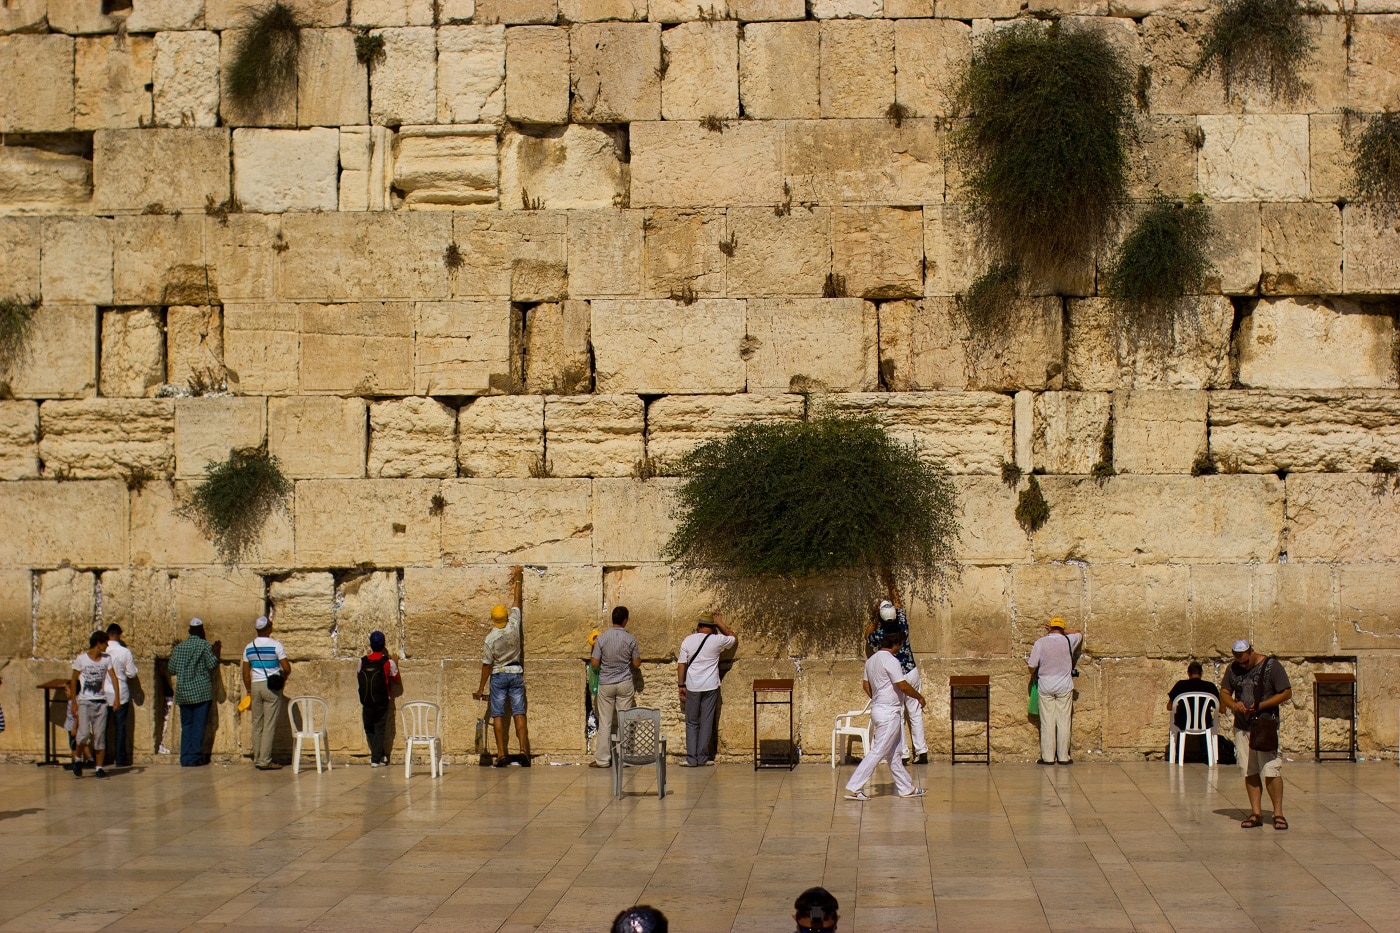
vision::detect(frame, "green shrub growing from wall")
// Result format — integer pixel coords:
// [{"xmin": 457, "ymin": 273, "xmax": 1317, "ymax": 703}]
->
[
  {"xmin": 1103, "ymin": 195, "xmax": 1216, "ymax": 344},
  {"xmin": 0, "ymin": 297, "xmax": 38, "ymax": 373},
  {"xmin": 179, "ymin": 445, "xmax": 292, "ymax": 566},
  {"xmin": 1192, "ymin": 0, "xmax": 1316, "ymax": 104},
  {"xmin": 1348, "ymin": 111, "xmax": 1400, "ymax": 204},
  {"xmin": 225, "ymin": 2, "xmax": 304, "ymax": 116}
]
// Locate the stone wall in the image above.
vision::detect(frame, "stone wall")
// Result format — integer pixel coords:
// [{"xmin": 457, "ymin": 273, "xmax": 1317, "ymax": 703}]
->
[{"xmin": 1, "ymin": 0, "xmax": 1398, "ymax": 765}]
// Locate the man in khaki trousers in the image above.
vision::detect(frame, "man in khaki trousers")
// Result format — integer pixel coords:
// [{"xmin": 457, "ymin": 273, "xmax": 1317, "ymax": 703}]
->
[{"xmin": 1028, "ymin": 617, "xmax": 1083, "ymax": 765}]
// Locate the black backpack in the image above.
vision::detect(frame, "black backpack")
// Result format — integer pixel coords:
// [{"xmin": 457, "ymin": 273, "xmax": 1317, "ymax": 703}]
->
[{"xmin": 358, "ymin": 655, "xmax": 389, "ymax": 705}]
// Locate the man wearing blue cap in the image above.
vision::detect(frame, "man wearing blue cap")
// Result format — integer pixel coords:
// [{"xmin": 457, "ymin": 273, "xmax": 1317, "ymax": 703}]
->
[{"xmin": 357, "ymin": 630, "xmax": 401, "ymax": 767}]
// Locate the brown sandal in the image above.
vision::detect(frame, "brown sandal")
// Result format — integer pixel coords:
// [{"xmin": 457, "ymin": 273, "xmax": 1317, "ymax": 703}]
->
[
  {"xmin": 1273, "ymin": 815, "xmax": 1289, "ymax": 831},
  {"xmin": 1241, "ymin": 814, "xmax": 1264, "ymax": 828}
]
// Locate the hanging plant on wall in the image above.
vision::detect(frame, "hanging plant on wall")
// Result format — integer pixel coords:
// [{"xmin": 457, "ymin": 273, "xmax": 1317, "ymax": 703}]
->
[
  {"xmin": 1191, "ymin": 0, "xmax": 1316, "ymax": 104},
  {"xmin": 0, "ymin": 297, "xmax": 39, "ymax": 374},
  {"xmin": 1102, "ymin": 194, "xmax": 1216, "ymax": 345},
  {"xmin": 665, "ymin": 412, "xmax": 961, "ymax": 626},
  {"xmin": 225, "ymin": 2, "xmax": 305, "ymax": 116},
  {"xmin": 178, "ymin": 445, "xmax": 292, "ymax": 566},
  {"xmin": 1347, "ymin": 110, "xmax": 1400, "ymax": 205},
  {"xmin": 948, "ymin": 19, "xmax": 1134, "ymax": 288}
]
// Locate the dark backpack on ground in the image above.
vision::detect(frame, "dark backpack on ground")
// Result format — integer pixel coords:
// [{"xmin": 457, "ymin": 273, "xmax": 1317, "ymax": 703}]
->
[{"xmin": 358, "ymin": 655, "xmax": 389, "ymax": 706}]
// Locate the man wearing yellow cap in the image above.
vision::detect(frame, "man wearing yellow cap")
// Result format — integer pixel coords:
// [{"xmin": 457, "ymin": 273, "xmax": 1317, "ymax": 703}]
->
[
  {"xmin": 473, "ymin": 566, "xmax": 530, "ymax": 767},
  {"xmin": 1028, "ymin": 616, "xmax": 1083, "ymax": 765}
]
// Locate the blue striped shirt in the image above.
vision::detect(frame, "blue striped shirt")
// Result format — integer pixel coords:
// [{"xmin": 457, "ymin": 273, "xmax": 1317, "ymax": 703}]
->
[{"xmin": 243, "ymin": 637, "xmax": 287, "ymax": 682}]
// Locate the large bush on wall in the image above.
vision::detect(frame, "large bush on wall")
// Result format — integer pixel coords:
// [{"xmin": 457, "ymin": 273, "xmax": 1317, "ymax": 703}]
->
[
  {"xmin": 1103, "ymin": 194, "xmax": 1217, "ymax": 345},
  {"xmin": 949, "ymin": 19, "xmax": 1135, "ymax": 286},
  {"xmin": 1192, "ymin": 0, "xmax": 1316, "ymax": 105},
  {"xmin": 225, "ymin": 2, "xmax": 304, "ymax": 116},
  {"xmin": 178, "ymin": 445, "xmax": 292, "ymax": 566},
  {"xmin": 665, "ymin": 413, "xmax": 961, "ymax": 626}
]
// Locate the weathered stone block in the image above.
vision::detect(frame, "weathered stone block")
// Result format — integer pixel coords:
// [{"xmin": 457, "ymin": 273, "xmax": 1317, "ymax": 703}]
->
[
  {"xmin": 544, "ymin": 395, "xmax": 643, "ymax": 478},
  {"xmin": 371, "ymin": 26, "xmax": 436, "ymax": 125},
  {"xmin": 113, "ymin": 216, "xmax": 212, "ymax": 306},
  {"xmin": 1261, "ymin": 202, "xmax": 1342, "ymax": 295},
  {"xmin": 414, "ymin": 300, "xmax": 514, "ymax": 395},
  {"xmin": 661, "ymin": 21, "xmax": 738, "ymax": 121},
  {"xmin": 0, "ymin": 306, "xmax": 97, "ymax": 401},
  {"xmin": 368, "ymin": 397, "xmax": 457, "ymax": 478},
  {"xmin": 267, "ymin": 396, "xmax": 367, "ymax": 479},
  {"xmin": 592, "ymin": 299, "xmax": 746, "ymax": 394},
  {"xmin": 206, "ymin": 0, "xmax": 346, "ymax": 29},
  {"xmin": 338, "ymin": 124, "xmax": 393, "ymax": 211},
  {"xmin": 1210, "ymin": 391, "xmax": 1400, "ymax": 474},
  {"xmin": 1198, "ymin": 201, "xmax": 1261, "ymax": 296},
  {"xmin": 1348, "ymin": 14, "xmax": 1400, "ymax": 110},
  {"xmin": 570, "ymin": 22, "xmax": 660, "ymax": 122},
  {"xmin": 961, "ymin": 297, "xmax": 1064, "ymax": 392},
  {"xmin": 1185, "ymin": 564, "xmax": 1251, "ymax": 659},
  {"xmin": 0, "ymin": 481, "xmax": 126, "ymax": 568},
  {"xmin": 1287, "ymin": 473, "xmax": 1400, "ymax": 562},
  {"xmin": 0, "ymin": 35, "xmax": 75, "ymax": 133},
  {"xmin": 559, "ymin": 0, "xmax": 643, "ymax": 20},
  {"xmin": 171, "ymin": 567, "xmax": 266, "ymax": 650},
  {"xmin": 99, "ymin": 308, "xmax": 165, "ymax": 398},
  {"xmin": 600, "ymin": 565, "xmax": 682, "ymax": 657},
  {"xmin": 1342, "ymin": 204, "xmax": 1400, "ymax": 293},
  {"xmin": 279, "ymin": 213, "xmax": 451, "ymax": 300},
  {"xmin": 630, "ymin": 121, "xmax": 783, "ymax": 207},
  {"xmin": 1125, "ymin": 115, "xmax": 1201, "ymax": 200},
  {"xmin": 0, "ymin": 569, "xmax": 30, "ymax": 657},
  {"xmin": 567, "ymin": 210, "xmax": 643, "ymax": 298},
  {"xmin": 1253, "ymin": 563, "xmax": 1339, "ymax": 656},
  {"xmin": 1309, "ymin": 113, "xmax": 1348, "ymax": 202},
  {"xmin": 174, "ymin": 396, "xmax": 266, "ymax": 479},
  {"xmin": 75, "ymin": 35, "xmax": 153, "ymax": 130},
  {"xmin": 505, "ymin": 25, "xmax": 569, "ymax": 124},
  {"xmin": 1237, "ymin": 296, "xmax": 1396, "ymax": 390},
  {"xmin": 1065, "ymin": 296, "xmax": 1234, "ymax": 390},
  {"xmin": 500, "ymin": 124, "xmax": 626, "ymax": 211},
  {"xmin": 1088, "ymin": 564, "xmax": 1192, "ymax": 657},
  {"xmin": 334, "ymin": 570, "xmax": 400, "ymax": 658},
  {"xmin": 810, "ymin": 0, "xmax": 880, "ymax": 13},
  {"xmin": 0, "ymin": 219, "xmax": 40, "ymax": 299},
  {"xmin": 893, "ymin": 19, "xmax": 968, "ymax": 119},
  {"xmin": 830, "ymin": 206, "xmax": 923, "ymax": 299},
  {"xmin": 523, "ymin": 300, "xmax": 590, "ymax": 394},
  {"xmin": 646, "ymin": 394, "xmax": 803, "ymax": 465},
  {"xmin": 269, "ymin": 572, "xmax": 335, "ymax": 660},
  {"xmin": 127, "ymin": 0, "xmax": 205, "ymax": 30},
  {"xmin": 1032, "ymin": 392, "xmax": 1112, "ymax": 475},
  {"xmin": 1198, "ymin": 115, "xmax": 1309, "ymax": 201},
  {"xmin": 457, "ymin": 395, "xmax": 543, "ymax": 477},
  {"xmin": 102, "ymin": 569, "xmax": 177, "ymax": 658},
  {"xmin": 738, "ymin": 21, "xmax": 818, "ymax": 120},
  {"xmin": 0, "ymin": 402, "xmax": 39, "ymax": 481},
  {"xmin": 403, "ymin": 565, "xmax": 510, "ymax": 659},
  {"xmin": 223, "ymin": 304, "xmax": 298, "ymax": 395},
  {"xmin": 784, "ymin": 119, "xmax": 943, "ymax": 205},
  {"xmin": 153, "ymin": 31, "xmax": 221, "ymax": 128},
  {"xmin": 825, "ymin": 393, "xmax": 1014, "ymax": 475},
  {"xmin": 819, "ymin": 19, "xmax": 893, "ymax": 118},
  {"xmin": 935, "ymin": 565, "xmax": 1014, "ymax": 659},
  {"xmin": 392, "ymin": 125, "xmax": 499, "ymax": 208},
  {"xmin": 1112, "ymin": 390, "xmax": 1207, "ymax": 475},
  {"xmin": 642, "ymin": 209, "xmax": 726, "ymax": 300},
  {"xmin": 725, "ymin": 206, "xmax": 830, "ymax": 297},
  {"xmin": 450, "ymin": 211, "xmax": 566, "ymax": 301},
  {"xmin": 0, "ymin": 0, "xmax": 47, "ymax": 34},
  {"xmin": 130, "ymin": 480, "xmax": 292, "ymax": 568},
  {"xmin": 877, "ymin": 298, "xmax": 966, "ymax": 391},
  {"xmin": 0, "ymin": 144, "xmax": 92, "ymax": 212},
  {"xmin": 733, "ymin": 0, "xmax": 803, "ymax": 16},
  {"xmin": 35, "ymin": 568, "xmax": 94, "ymax": 660},
  {"xmin": 437, "ymin": 25, "xmax": 506, "ymax": 124},
  {"xmin": 593, "ymin": 477, "xmax": 679, "ymax": 563},
  {"xmin": 93, "ymin": 128, "xmax": 229, "ymax": 213},
  {"xmin": 1010, "ymin": 564, "xmax": 1084, "ymax": 654},
  {"xmin": 352, "ymin": 0, "xmax": 432, "ymax": 26},
  {"xmin": 441, "ymin": 478, "xmax": 592, "ymax": 563},
  {"xmin": 166, "ymin": 305, "xmax": 224, "ymax": 389},
  {"xmin": 232, "ymin": 127, "xmax": 339, "ymax": 213},
  {"xmin": 1100, "ymin": 659, "xmax": 1181, "ymax": 751},
  {"xmin": 521, "ymin": 564, "xmax": 603, "ymax": 656},
  {"xmin": 474, "ymin": 0, "xmax": 554, "ymax": 23},
  {"xmin": 205, "ymin": 213, "xmax": 279, "ymax": 303},
  {"xmin": 41, "ymin": 218, "xmax": 113, "ymax": 305},
  {"xmin": 744, "ymin": 298, "xmax": 879, "ymax": 393},
  {"xmin": 295, "ymin": 479, "xmax": 442, "ymax": 566},
  {"xmin": 299, "ymin": 302, "xmax": 413, "ymax": 395},
  {"xmin": 39, "ymin": 399, "xmax": 174, "ymax": 479}
]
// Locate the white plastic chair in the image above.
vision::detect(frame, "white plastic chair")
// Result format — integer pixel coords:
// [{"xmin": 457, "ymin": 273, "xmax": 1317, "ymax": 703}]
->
[
  {"xmin": 287, "ymin": 696, "xmax": 332, "ymax": 774},
  {"xmin": 832, "ymin": 701, "xmax": 872, "ymax": 768},
  {"xmin": 402, "ymin": 701, "xmax": 442, "ymax": 778},
  {"xmin": 612, "ymin": 707, "xmax": 666, "ymax": 798},
  {"xmin": 1168, "ymin": 693, "xmax": 1219, "ymax": 766}
]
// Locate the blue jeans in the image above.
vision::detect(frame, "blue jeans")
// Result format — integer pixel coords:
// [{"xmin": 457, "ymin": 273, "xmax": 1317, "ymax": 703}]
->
[
  {"xmin": 110, "ymin": 699, "xmax": 132, "ymax": 766},
  {"xmin": 489, "ymin": 672, "xmax": 527, "ymax": 719},
  {"xmin": 179, "ymin": 701, "xmax": 211, "ymax": 766}
]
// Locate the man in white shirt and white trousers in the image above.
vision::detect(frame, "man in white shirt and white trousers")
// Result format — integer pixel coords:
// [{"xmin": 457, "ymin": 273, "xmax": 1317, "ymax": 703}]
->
[{"xmin": 844, "ymin": 630, "xmax": 927, "ymax": 800}]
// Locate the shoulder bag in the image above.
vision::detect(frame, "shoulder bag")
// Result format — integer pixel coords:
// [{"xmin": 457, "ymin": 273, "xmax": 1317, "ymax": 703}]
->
[
  {"xmin": 1247, "ymin": 658, "xmax": 1279, "ymax": 752},
  {"xmin": 257, "ymin": 644, "xmax": 285, "ymax": 692},
  {"xmin": 1059, "ymin": 631, "xmax": 1081, "ymax": 678}
]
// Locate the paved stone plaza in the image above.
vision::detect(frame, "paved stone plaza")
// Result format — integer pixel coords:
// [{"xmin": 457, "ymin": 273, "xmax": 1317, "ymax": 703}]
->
[{"xmin": 2, "ymin": 759, "xmax": 1398, "ymax": 932}]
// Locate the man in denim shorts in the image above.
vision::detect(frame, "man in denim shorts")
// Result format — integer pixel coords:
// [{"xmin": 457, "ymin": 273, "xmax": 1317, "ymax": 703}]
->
[{"xmin": 474, "ymin": 566, "xmax": 530, "ymax": 768}]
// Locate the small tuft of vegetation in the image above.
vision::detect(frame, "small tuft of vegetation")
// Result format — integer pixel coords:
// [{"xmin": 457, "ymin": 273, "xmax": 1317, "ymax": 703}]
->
[
  {"xmin": 0, "ymin": 297, "xmax": 39, "ymax": 373},
  {"xmin": 1191, "ymin": 452, "xmax": 1219, "ymax": 476},
  {"xmin": 632, "ymin": 455, "xmax": 665, "ymax": 480},
  {"xmin": 142, "ymin": 202, "xmax": 168, "ymax": 215},
  {"xmin": 528, "ymin": 454, "xmax": 554, "ymax": 478},
  {"xmin": 1347, "ymin": 111, "xmax": 1400, "ymax": 204},
  {"xmin": 1103, "ymin": 195, "xmax": 1215, "ymax": 345},
  {"xmin": 960, "ymin": 262, "xmax": 1021, "ymax": 339},
  {"xmin": 443, "ymin": 242, "xmax": 464, "ymax": 272},
  {"xmin": 670, "ymin": 283, "xmax": 698, "ymax": 306},
  {"xmin": 655, "ymin": 45, "xmax": 670, "ymax": 83},
  {"xmin": 123, "ymin": 466, "xmax": 155, "ymax": 493},
  {"xmin": 224, "ymin": 1, "xmax": 304, "ymax": 117},
  {"xmin": 1370, "ymin": 456, "xmax": 1400, "ymax": 497},
  {"xmin": 885, "ymin": 101, "xmax": 913, "ymax": 128},
  {"xmin": 354, "ymin": 28, "xmax": 386, "ymax": 69},
  {"xmin": 774, "ymin": 181, "xmax": 792, "ymax": 217},
  {"xmin": 1134, "ymin": 64, "xmax": 1152, "ymax": 111},
  {"xmin": 1090, "ymin": 414, "xmax": 1116, "ymax": 486},
  {"xmin": 272, "ymin": 231, "xmax": 290, "ymax": 253},
  {"xmin": 699, "ymin": 115, "xmax": 729, "ymax": 133},
  {"xmin": 428, "ymin": 492, "xmax": 446, "ymax": 516},
  {"xmin": 1015, "ymin": 474, "xmax": 1050, "ymax": 534},
  {"xmin": 1191, "ymin": 0, "xmax": 1316, "ymax": 105},
  {"xmin": 521, "ymin": 188, "xmax": 544, "ymax": 211},
  {"xmin": 1091, "ymin": 459, "xmax": 1116, "ymax": 485},
  {"xmin": 177, "ymin": 445, "xmax": 292, "ymax": 566},
  {"xmin": 718, "ymin": 232, "xmax": 738, "ymax": 257},
  {"xmin": 822, "ymin": 272, "xmax": 848, "ymax": 299},
  {"xmin": 188, "ymin": 367, "xmax": 228, "ymax": 396},
  {"xmin": 1000, "ymin": 458, "xmax": 1023, "ymax": 490},
  {"xmin": 949, "ymin": 20, "xmax": 1134, "ymax": 283},
  {"xmin": 204, "ymin": 194, "xmax": 241, "ymax": 225}
]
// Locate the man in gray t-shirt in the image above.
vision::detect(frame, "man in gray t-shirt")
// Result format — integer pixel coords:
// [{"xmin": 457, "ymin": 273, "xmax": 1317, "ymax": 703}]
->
[{"xmin": 590, "ymin": 606, "xmax": 641, "ymax": 768}]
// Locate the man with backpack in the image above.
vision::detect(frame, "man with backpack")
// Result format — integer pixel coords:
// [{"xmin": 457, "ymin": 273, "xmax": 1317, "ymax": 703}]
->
[
  {"xmin": 1028, "ymin": 616, "xmax": 1083, "ymax": 765},
  {"xmin": 357, "ymin": 630, "xmax": 400, "ymax": 767}
]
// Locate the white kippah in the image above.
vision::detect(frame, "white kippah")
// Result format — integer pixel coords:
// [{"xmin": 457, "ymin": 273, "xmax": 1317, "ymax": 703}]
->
[{"xmin": 255, "ymin": 616, "xmax": 270, "ymax": 630}]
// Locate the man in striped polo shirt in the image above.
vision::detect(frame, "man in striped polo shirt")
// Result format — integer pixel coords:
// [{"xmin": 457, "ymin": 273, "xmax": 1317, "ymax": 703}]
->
[{"xmin": 241, "ymin": 616, "xmax": 291, "ymax": 770}]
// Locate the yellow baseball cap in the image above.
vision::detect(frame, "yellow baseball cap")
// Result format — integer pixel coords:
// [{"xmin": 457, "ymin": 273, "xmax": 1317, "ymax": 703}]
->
[
  {"xmin": 1048, "ymin": 617, "xmax": 1066, "ymax": 629},
  {"xmin": 491, "ymin": 604, "xmax": 509, "ymax": 624}
]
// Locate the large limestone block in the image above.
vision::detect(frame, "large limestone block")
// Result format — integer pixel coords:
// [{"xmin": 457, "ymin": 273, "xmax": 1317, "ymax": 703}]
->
[
  {"xmin": 166, "ymin": 305, "xmax": 224, "ymax": 389},
  {"xmin": 474, "ymin": 0, "xmax": 555, "ymax": 23},
  {"xmin": 825, "ymin": 393, "xmax": 1015, "ymax": 475},
  {"xmin": 733, "ymin": 0, "xmax": 804, "ymax": 15},
  {"xmin": 0, "ymin": 481, "xmax": 126, "ymax": 568},
  {"xmin": 1199, "ymin": 115, "xmax": 1309, "ymax": 201},
  {"xmin": 1126, "ymin": 115, "xmax": 1200, "ymax": 200},
  {"xmin": 415, "ymin": 300, "xmax": 514, "ymax": 395},
  {"xmin": 35, "ymin": 568, "xmax": 95, "ymax": 660},
  {"xmin": 877, "ymin": 298, "xmax": 967, "ymax": 390},
  {"xmin": 437, "ymin": 25, "xmax": 506, "ymax": 124},
  {"xmin": 0, "ymin": 219, "xmax": 40, "ymax": 299},
  {"xmin": 352, "ymin": 0, "xmax": 432, "ymax": 25},
  {"xmin": 1032, "ymin": 392, "xmax": 1112, "ymax": 475},
  {"xmin": 1100, "ymin": 659, "xmax": 1181, "ymax": 752},
  {"xmin": 0, "ymin": 402, "xmax": 39, "ymax": 480},
  {"xmin": 559, "ymin": 0, "xmax": 642, "ymax": 17},
  {"xmin": 368, "ymin": 397, "xmax": 457, "ymax": 478},
  {"xmin": 601, "ymin": 566, "xmax": 682, "ymax": 657},
  {"xmin": 1031, "ymin": 475, "xmax": 1284, "ymax": 564},
  {"xmin": 810, "ymin": 0, "xmax": 880, "ymax": 13},
  {"xmin": 500, "ymin": 124, "xmax": 626, "ymax": 211},
  {"xmin": 959, "ymin": 297, "xmax": 1064, "ymax": 392},
  {"xmin": 267, "ymin": 396, "xmax": 367, "ymax": 479},
  {"xmin": 523, "ymin": 300, "xmax": 591, "ymax": 394},
  {"xmin": 0, "ymin": 35, "xmax": 74, "ymax": 133},
  {"xmin": 1211, "ymin": 391, "xmax": 1400, "ymax": 474},
  {"xmin": 1185, "ymin": 564, "xmax": 1252, "ymax": 658},
  {"xmin": 570, "ymin": 22, "xmax": 661, "ymax": 122},
  {"xmin": 268, "ymin": 572, "xmax": 335, "ymax": 660},
  {"xmin": 646, "ymin": 394, "xmax": 803, "ymax": 465},
  {"xmin": 1199, "ymin": 201, "xmax": 1260, "ymax": 296},
  {"xmin": 392, "ymin": 125, "xmax": 499, "ymax": 208},
  {"xmin": 458, "ymin": 395, "xmax": 543, "ymax": 477},
  {"xmin": 784, "ymin": 120, "xmax": 943, "ymax": 205},
  {"xmin": 630, "ymin": 121, "xmax": 783, "ymax": 207},
  {"xmin": 74, "ymin": 35, "xmax": 153, "ymax": 130},
  {"xmin": 1237, "ymin": 296, "xmax": 1396, "ymax": 390},
  {"xmin": 171, "ymin": 568, "xmax": 266, "ymax": 649},
  {"xmin": 39, "ymin": 399, "xmax": 174, "ymax": 479},
  {"xmin": 441, "ymin": 478, "xmax": 592, "ymax": 563},
  {"xmin": 725, "ymin": 206, "xmax": 831, "ymax": 297},
  {"xmin": 819, "ymin": 19, "xmax": 893, "ymax": 118},
  {"xmin": 505, "ymin": 26, "xmax": 569, "ymax": 125},
  {"xmin": 370, "ymin": 26, "xmax": 437, "ymax": 125},
  {"xmin": 933, "ymin": 564, "xmax": 1015, "ymax": 659},
  {"xmin": 0, "ymin": 144, "xmax": 92, "ymax": 212},
  {"xmin": 223, "ymin": 304, "xmax": 298, "ymax": 395},
  {"xmin": 295, "ymin": 479, "xmax": 442, "ymax": 565},
  {"xmin": 1010, "ymin": 564, "xmax": 1084, "ymax": 653},
  {"xmin": 0, "ymin": 0, "xmax": 47, "ymax": 34},
  {"xmin": 830, "ymin": 206, "xmax": 923, "ymax": 299},
  {"xmin": 661, "ymin": 21, "xmax": 738, "ymax": 120},
  {"xmin": 153, "ymin": 31, "xmax": 221, "ymax": 128},
  {"xmin": 206, "ymin": 0, "xmax": 346, "ymax": 29},
  {"xmin": 41, "ymin": 218, "xmax": 113, "ymax": 305},
  {"xmin": 0, "ymin": 306, "xmax": 97, "ymax": 401},
  {"xmin": 102, "ymin": 568, "xmax": 176, "ymax": 656},
  {"xmin": 593, "ymin": 477, "xmax": 679, "ymax": 563},
  {"xmin": 1252, "ymin": 563, "xmax": 1339, "ymax": 656},
  {"xmin": 544, "ymin": 395, "xmax": 643, "ymax": 478},
  {"xmin": 334, "ymin": 570, "xmax": 400, "ymax": 658},
  {"xmin": 299, "ymin": 302, "xmax": 413, "ymax": 394},
  {"xmin": 93, "ymin": 128, "xmax": 229, "ymax": 213},
  {"xmin": 128, "ymin": 0, "xmax": 205, "ymax": 30},
  {"xmin": 1358, "ymin": 654, "xmax": 1400, "ymax": 752},
  {"xmin": 744, "ymin": 298, "xmax": 878, "ymax": 393},
  {"xmin": 1337, "ymin": 564, "xmax": 1400, "ymax": 650},
  {"xmin": 205, "ymin": 213, "xmax": 279, "ymax": 303},
  {"xmin": 1348, "ymin": 14, "xmax": 1400, "ymax": 110},
  {"xmin": 568, "ymin": 211, "xmax": 645, "ymax": 298},
  {"xmin": 450, "ymin": 211, "xmax": 566, "ymax": 301},
  {"xmin": 1342, "ymin": 204, "xmax": 1400, "ymax": 293},
  {"xmin": 112, "ymin": 216, "xmax": 212, "ymax": 306},
  {"xmin": 1064, "ymin": 296, "xmax": 1233, "ymax": 390},
  {"xmin": 520, "ymin": 564, "xmax": 603, "ymax": 656},
  {"xmin": 739, "ymin": 21, "xmax": 818, "ymax": 120},
  {"xmin": 592, "ymin": 299, "xmax": 746, "ymax": 394},
  {"xmin": 296, "ymin": 29, "xmax": 369, "ymax": 126},
  {"xmin": 174, "ymin": 396, "xmax": 266, "ymax": 479},
  {"xmin": 279, "ymin": 213, "xmax": 451, "ymax": 300},
  {"xmin": 1087, "ymin": 564, "xmax": 1192, "ymax": 656},
  {"xmin": 99, "ymin": 308, "xmax": 166, "ymax": 398},
  {"xmin": 403, "ymin": 565, "xmax": 510, "ymax": 659},
  {"xmin": 0, "ymin": 569, "xmax": 31, "ymax": 658},
  {"xmin": 1309, "ymin": 113, "xmax": 1348, "ymax": 202},
  {"xmin": 642, "ymin": 209, "xmax": 726, "ymax": 300},
  {"xmin": 1261, "ymin": 203, "xmax": 1342, "ymax": 295},
  {"xmin": 1287, "ymin": 473, "xmax": 1400, "ymax": 562},
  {"xmin": 894, "ymin": 19, "xmax": 968, "ymax": 118},
  {"xmin": 1112, "ymin": 390, "xmax": 1207, "ymax": 475},
  {"xmin": 232, "ymin": 128, "xmax": 339, "ymax": 213},
  {"xmin": 129, "ymin": 480, "xmax": 293, "ymax": 568}
]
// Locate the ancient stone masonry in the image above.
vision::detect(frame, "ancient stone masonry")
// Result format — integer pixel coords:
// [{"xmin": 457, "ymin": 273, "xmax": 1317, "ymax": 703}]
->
[{"xmin": 2, "ymin": 0, "xmax": 1399, "ymax": 765}]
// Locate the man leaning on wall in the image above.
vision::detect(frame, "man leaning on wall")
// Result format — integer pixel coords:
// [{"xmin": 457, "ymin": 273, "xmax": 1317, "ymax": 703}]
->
[{"xmin": 242, "ymin": 615, "xmax": 290, "ymax": 771}]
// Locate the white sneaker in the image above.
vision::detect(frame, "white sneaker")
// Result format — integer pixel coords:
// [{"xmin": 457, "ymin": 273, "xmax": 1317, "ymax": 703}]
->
[
  {"xmin": 844, "ymin": 790, "xmax": 871, "ymax": 801},
  {"xmin": 899, "ymin": 788, "xmax": 926, "ymax": 798}
]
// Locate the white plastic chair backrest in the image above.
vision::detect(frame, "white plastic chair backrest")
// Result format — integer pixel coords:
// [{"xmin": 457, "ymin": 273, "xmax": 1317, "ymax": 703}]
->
[
  {"xmin": 1172, "ymin": 693, "xmax": 1218, "ymax": 732},
  {"xmin": 288, "ymin": 696, "xmax": 328, "ymax": 735},
  {"xmin": 836, "ymin": 700, "xmax": 872, "ymax": 726},
  {"xmin": 616, "ymin": 707, "xmax": 661, "ymax": 765},
  {"xmin": 401, "ymin": 701, "xmax": 441, "ymax": 740}
]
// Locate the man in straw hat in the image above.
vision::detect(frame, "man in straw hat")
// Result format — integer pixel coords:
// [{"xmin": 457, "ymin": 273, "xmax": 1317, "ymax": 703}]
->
[{"xmin": 1028, "ymin": 616, "xmax": 1083, "ymax": 765}]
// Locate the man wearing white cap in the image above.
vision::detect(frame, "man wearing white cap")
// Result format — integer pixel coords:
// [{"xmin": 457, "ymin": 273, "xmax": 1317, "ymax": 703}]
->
[
  {"xmin": 844, "ymin": 629, "xmax": 925, "ymax": 800},
  {"xmin": 242, "ymin": 615, "xmax": 290, "ymax": 770},
  {"xmin": 1221, "ymin": 640, "xmax": 1292, "ymax": 830},
  {"xmin": 864, "ymin": 587, "xmax": 927, "ymax": 764},
  {"xmin": 1028, "ymin": 616, "xmax": 1083, "ymax": 765},
  {"xmin": 168, "ymin": 618, "xmax": 221, "ymax": 767}
]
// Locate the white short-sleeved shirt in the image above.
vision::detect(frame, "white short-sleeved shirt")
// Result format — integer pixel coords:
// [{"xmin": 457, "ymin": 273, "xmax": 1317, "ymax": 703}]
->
[
  {"xmin": 864, "ymin": 650, "xmax": 908, "ymax": 715},
  {"xmin": 73, "ymin": 652, "xmax": 114, "ymax": 703},
  {"xmin": 678, "ymin": 631, "xmax": 736, "ymax": 692},
  {"xmin": 243, "ymin": 636, "xmax": 288, "ymax": 683},
  {"xmin": 1029, "ymin": 631, "xmax": 1082, "ymax": 696},
  {"xmin": 484, "ymin": 607, "xmax": 523, "ymax": 673},
  {"xmin": 103, "ymin": 640, "xmax": 138, "ymax": 705}
]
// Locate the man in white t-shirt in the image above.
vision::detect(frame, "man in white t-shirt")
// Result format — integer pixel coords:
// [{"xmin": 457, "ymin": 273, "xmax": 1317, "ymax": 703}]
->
[
  {"xmin": 844, "ymin": 630, "xmax": 926, "ymax": 801},
  {"xmin": 676, "ymin": 611, "xmax": 737, "ymax": 767},
  {"xmin": 70, "ymin": 630, "xmax": 119, "ymax": 779},
  {"xmin": 1028, "ymin": 616, "xmax": 1083, "ymax": 765},
  {"xmin": 102, "ymin": 623, "xmax": 140, "ymax": 767}
]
